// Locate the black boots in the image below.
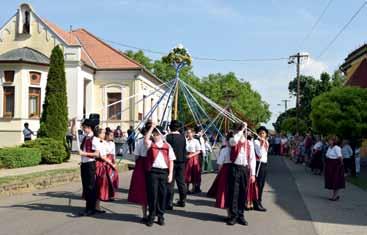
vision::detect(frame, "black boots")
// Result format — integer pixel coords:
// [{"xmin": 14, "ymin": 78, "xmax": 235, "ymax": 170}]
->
[{"xmin": 253, "ymin": 201, "xmax": 267, "ymax": 212}]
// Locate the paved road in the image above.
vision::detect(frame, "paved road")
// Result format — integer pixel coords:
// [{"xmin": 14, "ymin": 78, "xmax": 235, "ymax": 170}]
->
[{"xmin": 0, "ymin": 156, "xmax": 317, "ymax": 235}]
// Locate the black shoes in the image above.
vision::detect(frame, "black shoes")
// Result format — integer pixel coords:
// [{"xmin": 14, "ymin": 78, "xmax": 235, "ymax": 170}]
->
[
  {"xmin": 146, "ymin": 218, "xmax": 154, "ymax": 227},
  {"xmin": 166, "ymin": 205, "xmax": 174, "ymax": 211},
  {"xmin": 175, "ymin": 200, "xmax": 186, "ymax": 208},
  {"xmin": 157, "ymin": 217, "xmax": 165, "ymax": 226},
  {"xmin": 237, "ymin": 217, "xmax": 248, "ymax": 226},
  {"xmin": 226, "ymin": 217, "xmax": 237, "ymax": 225},
  {"xmin": 77, "ymin": 210, "xmax": 95, "ymax": 217},
  {"xmin": 254, "ymin": 202, "xmax": 267, "ymax": 212}
]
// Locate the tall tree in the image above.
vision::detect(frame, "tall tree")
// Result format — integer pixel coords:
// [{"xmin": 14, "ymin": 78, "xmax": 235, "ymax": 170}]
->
[
  {"xmin": 39, "ymin": 46, "xmax": 68, "ymax": 140},
  {"xmin": 311, "ymin": 87, "xmax": 367, "ymax": 140}
]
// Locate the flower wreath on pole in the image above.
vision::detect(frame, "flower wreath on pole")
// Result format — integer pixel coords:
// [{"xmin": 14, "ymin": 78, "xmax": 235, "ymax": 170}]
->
[{"xmin": 162, "ymin": 44, "xmax": 192, "ymax": 73}]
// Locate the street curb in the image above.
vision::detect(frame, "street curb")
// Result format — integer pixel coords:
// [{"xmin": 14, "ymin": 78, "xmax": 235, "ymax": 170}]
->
[{"xmin": 0, "ymin": 162, "xmax": 131, "ymax": 197}]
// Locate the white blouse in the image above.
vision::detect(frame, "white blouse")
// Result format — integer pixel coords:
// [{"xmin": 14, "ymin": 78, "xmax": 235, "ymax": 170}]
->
[
  {"xmin": 133, "ymin": 138, "xmax": 148, "ymax": 157},
  {"xmin": 186, "ymin": 138, "xmax": 201, "ymax": 153},
  {"xmin": 217, "ymin": 147, "xmax": 231, "ymax": 165},
  {"xmin": 105, "ymin": 141, "xmax": 115, "ymax": 156},
  {"xmin": 326, "ymin": 146, "xmax": 342, "ymax": 159}
]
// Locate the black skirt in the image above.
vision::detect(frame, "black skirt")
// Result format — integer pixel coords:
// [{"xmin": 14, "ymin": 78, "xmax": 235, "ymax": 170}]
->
[{"xmin": 324, "ymin": 158, "xmax": 345, "ymax": 190}]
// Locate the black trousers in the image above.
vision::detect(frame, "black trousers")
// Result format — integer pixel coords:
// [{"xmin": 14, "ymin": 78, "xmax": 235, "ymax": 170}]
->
[
  {"xmin": 343, "ymin": 158, "xmax": 353, "ymax": 174},
  {"xmin": 80, "ymin": 161, "xmax": 97, "ymax": 211},
  {"xmin": 166, "ymin": 162, "xmax": 187, "ymax": 206},
  {"xmin": 228, "ymin": 164, "xmax": 248, "ymax": 219},
  {"xmin": 147, "ymin": 168, "xmax": 168, "ymax": 219},
  {"xmin": 128, "ymin": 141, "xmax": 135, "ymax": 154},
  {"xmin": 255, "ymin": 162, "xmax": 267, "ymax": 202}
]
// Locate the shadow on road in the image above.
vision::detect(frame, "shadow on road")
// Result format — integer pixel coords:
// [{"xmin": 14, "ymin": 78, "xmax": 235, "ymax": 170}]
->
[{"xmin": 267, "ymin": 155, "xmax": 367, "ymax": 226}]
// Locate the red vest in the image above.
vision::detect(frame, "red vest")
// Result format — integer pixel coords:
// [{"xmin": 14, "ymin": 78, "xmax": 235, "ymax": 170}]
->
[
  {"xmin": 230, "ymin": 139, "xmax": 250, "ymax": 163},
  {"xmin": 81, "ymin": 136, "xmax": 94, "ymax": 153},
  {"xmin": 145, "ymin": 142, "xmax": 170, "ymax": 171}
]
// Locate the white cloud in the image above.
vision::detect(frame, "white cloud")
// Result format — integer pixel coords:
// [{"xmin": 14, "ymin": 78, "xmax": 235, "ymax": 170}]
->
[{"xmin": 301, "ymin": 57, "xmax": 329, "ymax": 78}]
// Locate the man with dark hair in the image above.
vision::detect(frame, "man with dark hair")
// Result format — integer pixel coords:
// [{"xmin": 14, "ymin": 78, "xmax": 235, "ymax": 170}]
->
[{"xmin": 165, "ymin": 120, "xmax": 187, "ymax": 209}]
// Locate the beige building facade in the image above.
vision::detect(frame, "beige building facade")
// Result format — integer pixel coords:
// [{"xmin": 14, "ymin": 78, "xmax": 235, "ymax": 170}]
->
[{"xmin": 0, "ymin": 3, "xmax": 169, "ymax": 147}]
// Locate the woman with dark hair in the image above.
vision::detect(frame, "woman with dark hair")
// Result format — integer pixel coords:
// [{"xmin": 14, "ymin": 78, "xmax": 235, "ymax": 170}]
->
[
  {"xmin": 185, "ymin": 128, "xmax": 202, "ymax": 194},
  {"xmin": 324, "ymin": 136, "xmax": 345, "ymax": 201},
  {"xmin": 207, "ymin": 131, "xmax": 234, "ymax": 212},
  {"xmin": 127, "ymin": 122, "xmax": 151, "ymax": 222},
  {"xmin": 94, "ymin": 127, "xmax": 116, "ymax": 213}
]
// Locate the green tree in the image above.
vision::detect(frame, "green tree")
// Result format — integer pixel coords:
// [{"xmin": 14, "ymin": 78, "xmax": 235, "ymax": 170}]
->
[
  {"xmin": 273, "ymin": 108, "xmax": 296, "ymax": 133},
  {"xmin": 311, "ymin": 87, "xmax": 367, "ymax": 140},
  {"xmin": 39, "ymin": 46, "xmax": 68, "ymax": 141}
]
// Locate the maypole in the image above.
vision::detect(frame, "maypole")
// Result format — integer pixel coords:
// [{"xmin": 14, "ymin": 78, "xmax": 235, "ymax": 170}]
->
[{"xmin": 162, "ymin": 44, "xmax": 192, "ymax": 120}]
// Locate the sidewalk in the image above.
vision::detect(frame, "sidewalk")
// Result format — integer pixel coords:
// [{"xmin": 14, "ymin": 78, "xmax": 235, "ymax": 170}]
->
[{"xmin": 284, "ymin": 157, "xmax": 367, "ymax": 235}]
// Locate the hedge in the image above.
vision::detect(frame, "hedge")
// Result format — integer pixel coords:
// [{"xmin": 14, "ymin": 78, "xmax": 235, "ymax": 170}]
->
[
  {"xmin": 22, "ymin": 138, "xmax": 70, "ymax": 164},
  {"xmin": 0, "ymin": 147, "xmax": 41, "ymax": 168}
]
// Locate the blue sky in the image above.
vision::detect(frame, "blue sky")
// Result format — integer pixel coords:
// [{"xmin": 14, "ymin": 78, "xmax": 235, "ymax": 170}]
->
[{"xmin": 2, "ymin": 0, "xmax": 367, "ymax": 128}]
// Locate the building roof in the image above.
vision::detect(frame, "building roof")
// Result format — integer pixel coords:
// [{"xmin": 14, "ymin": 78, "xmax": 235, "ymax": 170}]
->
[
  {"xmin": 72, "ymin": 28, "xmax": 140, "ymax": 70},
  {"xmin": 340, "ymin": 44, "xmax": 367, "ymax": 72},
  {"xmin": 42, "ymin": 19, "xmax": 80, "ymax": 46},
  {"xmin": 346, "ymin": 58, "xmax": 367, "ymax": 88},
  {"xmin": 0, "ymin": 47, "xmax": 49, "ymax": 64}
]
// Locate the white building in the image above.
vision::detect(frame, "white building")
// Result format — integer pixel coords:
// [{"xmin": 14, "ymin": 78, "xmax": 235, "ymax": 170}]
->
[{"xmin": 0, "ymin": 3, "xmax": 169, "ymax": 147}]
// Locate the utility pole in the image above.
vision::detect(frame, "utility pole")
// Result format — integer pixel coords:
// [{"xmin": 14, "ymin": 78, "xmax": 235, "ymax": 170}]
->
[
  {"xmin": 288, "ymin": 52, "xmax": 309, "ymax": 134},
  {"xmin": 278, "ymin": 99, "xmax": 290, "ymax": 112}
]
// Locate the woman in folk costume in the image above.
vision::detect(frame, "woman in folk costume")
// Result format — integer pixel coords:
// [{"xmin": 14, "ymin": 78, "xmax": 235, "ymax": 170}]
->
[
  {"xmin": 227, "ymin": 123, "xmax": 256, "ymax": 226},
  {"xmin": 324, "ymin": 136, "xmax": 345, "ymax": 201},
  {"xmin": 104, "ymin": 128, "xmax": 119, "ymax": 201},
  {"xmin": 207, "ymin": 132, "xmax": 234, "ymax": 213},
  {"xmin": 185, "ymin": 128, "xmax": 202, "ymax": 194},
  {"xmin": 245, "ymin": 133, "xmax": 259, "ymax": 211},
  {"xmin": 253, "ymin": 126, "xmax": 269, "ymax": 212},
  {"xmin": 144, "ymin": 124, "xmax": 175, "ymax": 227},
  {"xmin": 94, "ymin": 128, "xmax": 116, "ymax": 213},
  {"xmin": 127, "ymin": 122, "xmax": 151, "ymax": 222}
]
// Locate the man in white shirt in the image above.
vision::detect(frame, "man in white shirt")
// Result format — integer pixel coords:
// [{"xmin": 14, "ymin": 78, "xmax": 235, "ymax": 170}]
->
[
  {"xmin": 78, "ymin": 119, "xmax": 100, "ymax": 217},
  {"xmin": 227, "ymin": 123, "xmax": 256, "ymax": 226},
  {"xmin": 253, "ymin": 126, "xmax": 269, "ymax": 212},
  {"xmin": 144, "ymin": 124, "xmax": 175, "ymax": 227}
]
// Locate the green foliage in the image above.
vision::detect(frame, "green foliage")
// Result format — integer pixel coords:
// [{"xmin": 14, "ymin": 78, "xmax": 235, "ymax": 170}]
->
[
  {"xmin": 275, "ymin": 70, "xmax": 346, "ymax": 133},
  {"xmin": 0, "ymin": 147, "xmax": 41, "ymax": 168},
  {"xmin": 311, "ymin": 87, "xmax": 367, "ymax": 140},
  {"xmin": 273, "ymin": 108, "xmax": 296, "ymax": 133},
  {"xmin": 22, "ymin": 138, "xmax": 70, "ymax": 164},
  {"xmin": 125, "ymin": 50, "xmax": 153, "ymax": 70},
  {"xmin": 280, "ymin": 117, "xmax": 307, "ymax": 134},
  {"xmin": 162, "ymin": 46, "xmax": 192, "ymax": 66},
  {"xmin": 39, "ymin": 46, "xmax": 68, "ymax": 141}
]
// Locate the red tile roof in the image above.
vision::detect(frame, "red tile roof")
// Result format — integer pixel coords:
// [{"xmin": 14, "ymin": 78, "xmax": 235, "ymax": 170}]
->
[
  {"xmin": 42, "ymin": 19, "xmax": 141, "ymax": 70},
  {"xmin": 346, "ymin": 58, "xmax": 367, "ymax": 88},
  {"xmin": 42, "ymin": 19, "xmax": 80, "ymax": 46},
  {"xmin": 72, "ymin": 29, "xmax": 140, "ymax": 69}
]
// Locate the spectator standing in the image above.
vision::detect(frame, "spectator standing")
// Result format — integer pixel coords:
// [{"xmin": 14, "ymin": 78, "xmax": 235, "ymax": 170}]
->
[
  {"xmin": 127, "ymin": 126, "xmax": 136, "ymax": 155},
  {"xmin": 114, "ymin": 126, "xmax": 123, "ymax": 156},
  {"xmin": 23, "ymin": 122, "xmax": 34, "ymax": 142},
  {"xmin": 341, "ymin": 140, "xmax": 353, "ymax": 175}
]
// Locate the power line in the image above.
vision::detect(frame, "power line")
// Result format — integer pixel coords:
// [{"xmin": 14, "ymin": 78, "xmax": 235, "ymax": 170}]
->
[
  {"xmin": 298, "ymin": 0, "xmax": 334, "ymax": 49},
  {"xmin": 318, "ymin": 1, "xmax": 367, "ymax": 58},
  {"xmin": 104, "ymin": 39, "xmax": 288, "ymax": 63}
]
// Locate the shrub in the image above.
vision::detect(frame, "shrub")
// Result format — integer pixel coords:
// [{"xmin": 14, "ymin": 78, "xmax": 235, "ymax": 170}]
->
[
  {"xmin": 0, "ymin": 147, "xmax": 41, "ymax": 168},
  {"xmin": 22, "ymin": 138, "xmax": 70, "ymax": 164}
]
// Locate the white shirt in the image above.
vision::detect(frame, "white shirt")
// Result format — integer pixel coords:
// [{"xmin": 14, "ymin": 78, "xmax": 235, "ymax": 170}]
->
[
  {"xmin": 341, "ymin": 144, "xmax": 353, "ymax": 159},
  {"xmin": 326, "ymin": 146, "xmax": 342, "ymax": 159},
  {"xmin": 146, "ymin": 140, "xmax": 176, "ymax": 169},
  {"xmin": 254, "ymin": 139, "xmax": 268, "ymax": 163},
  {"xmin": 205, "ymin": 142, "xmax": 212, "ymax": 153},
  {"xmin": 81, "ymin": 134, "xmax": 100, "ymax": 163},
  {"xmin": 134, "ymin": 138, "xmax": 148, "ymax": 157},
  {"xmin": 313, "ymin": 141, "xmax": 323, "ymax": 151},
  {"xmin": 186, "ymin": 138, "xmax": 201, "ymax": 153},
  {"xmin": 106, "ymin": 141, "xmax": 116, "ymax": 156},
  {"xmin": 281, "ymin": 137, "xmax": 288, "ymax": 145},
  {"xmin": 23, "ymin": 128, "xmax": 32, "ymax": 138},
  {"xmin": 229, "ymin": 132, "xmax": 256, "ymax": 176},
  {"xmin": 217, "ymin": 147, "xmax": 231, "ymax": 165}
]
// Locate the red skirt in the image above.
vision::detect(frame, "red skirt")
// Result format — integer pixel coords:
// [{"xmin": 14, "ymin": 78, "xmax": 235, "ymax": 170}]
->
[
  {"xmin": 107, "ymin": 155, "xmax": 119, "ymax": 197},
  {"xmin": 246, "ymin": 175, "xmax": 259, "ymax": 203},
  {"xmin": 325, "ymin": 158, "xmax": 345, "ymax": 190},
  {"xmin": 96, "ymin": 159, "xmax": 116, "ymax": 201},
  {"xmin": 207, "ymin": 164, "xmax": 230, "ymax": 209},
  {"xmin": 185, "ymin": 155, "xmax": 201, "ymax": 184},
  {"xmin": 128, "ymin": 157, "xmax": 148, "ymax": 206}
]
